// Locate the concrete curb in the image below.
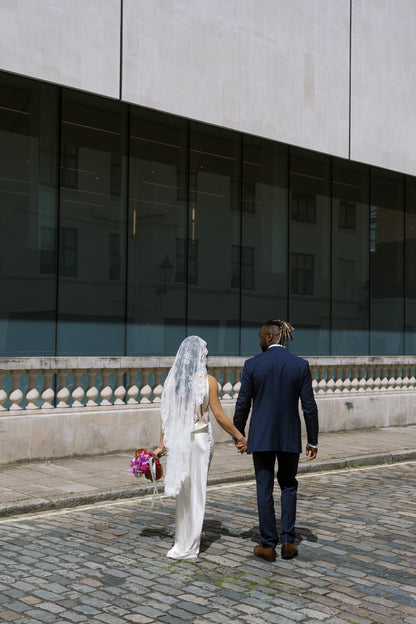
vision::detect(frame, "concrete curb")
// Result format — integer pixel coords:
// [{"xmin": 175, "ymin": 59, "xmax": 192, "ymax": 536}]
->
[{"xmin": 1, "ymin": 450, "xmax": 415, "ymax": 518}]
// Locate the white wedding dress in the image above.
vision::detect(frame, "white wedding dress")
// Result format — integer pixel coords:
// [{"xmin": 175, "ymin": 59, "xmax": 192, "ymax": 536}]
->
[{"xmin": 167, "ymin": 377, "xmax": 214, "ymax": 561}]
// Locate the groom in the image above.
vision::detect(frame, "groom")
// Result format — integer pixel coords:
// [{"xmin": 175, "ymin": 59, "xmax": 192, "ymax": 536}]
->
[{"xmin": 233, "ymin": 319, "xmax": 318, "ymax": 562}]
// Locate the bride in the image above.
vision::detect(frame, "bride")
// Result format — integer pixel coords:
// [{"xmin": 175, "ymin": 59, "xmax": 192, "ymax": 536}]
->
[{"xmin": 152, "ymin": 335, "xmax": 247, "ymax": 561}]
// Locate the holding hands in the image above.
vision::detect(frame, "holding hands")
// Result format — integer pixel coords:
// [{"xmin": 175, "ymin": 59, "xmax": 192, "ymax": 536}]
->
[{"xmin": 235, "ymin": 436, "xmax": 248, "ymax": 454}]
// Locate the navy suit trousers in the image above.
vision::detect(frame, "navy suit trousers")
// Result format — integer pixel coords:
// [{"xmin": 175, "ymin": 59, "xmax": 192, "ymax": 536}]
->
[{"xmin": 252, "ymin": 451, "xmax": 299, "ymax": 548}]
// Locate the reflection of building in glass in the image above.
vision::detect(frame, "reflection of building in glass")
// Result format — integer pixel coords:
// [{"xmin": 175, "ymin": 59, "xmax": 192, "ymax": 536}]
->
[
  {"xmin": 0, "ymin": 2, "xmax": 415, "ymax": 359},
  {"xmin": 290, "ymin": 253, "xmax": 314, "ymax": 296}
]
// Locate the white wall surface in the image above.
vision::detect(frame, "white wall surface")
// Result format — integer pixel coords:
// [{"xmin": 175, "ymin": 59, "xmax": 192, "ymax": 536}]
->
[
  {"xmin": 122, "ymin": 0, "xmax": 351, "ymax": 159},
  {"xmin": 0, "ymin": 0, "xmax": 120, "ymax": 98},
  {"xmin": 1, "ymin": 0, "xmax": 416, "ymax": 175},
  {"xmin": 350, "ymin": 0, "xmax": 416, "ymax": 175}
]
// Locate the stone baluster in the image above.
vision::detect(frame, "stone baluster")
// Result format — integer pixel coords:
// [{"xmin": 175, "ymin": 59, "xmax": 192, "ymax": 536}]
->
[
  {"xmin": 388, "ymin": 375, "xmax": 396, "ymax": 392},
  {"xmin": 71, "ymin": 370, "xmax": 86, "ymax": 408},
  {"xmin": 393, "ymin": 373, "xmax": 404, "ymax": 392},
  {"xmin": 232, "ymin": 368, "xmax": 241, "ymax": 397},
  {"xmin": 139, "ymin": 369, "xmax": 152, "ymax": 404},
  {"xmin": 334, "ymin": 367, "xmax": 343, "ymax": 393},
  {"xmin": 401, "ymin": 374, "xmax": 409, "ymax": 391},
  {"xmin": 114, "ymin": 371, "xmax": 126, "ymax": 405},
  {"xmin": 373, "ymin": 375, "xmax": 381, "ymax": 391},
  {"xmin": 343, "ymin": 377, "xmax": 351, "ymax": 392},
  {"xmin": 409, "ymin": 374, "xmax": 416, "ymax": 390},
  {"xmin": 41, "ymin": 372, "xmax": 55, "ymax": 408},
  {"xmin": 358, "ymin": 368, "xmax": 367, "ymax": 392},
  {"xmin": 312, "ymin": 378, "xmax": 318, "ymax": 394},
  {"xmin": 85, "ymin": 370, "xmax": 99, "ymax": 406},
  {"xmin": 9, "ymin": 371, "xmax": 24, "ymax": 410},
  {"xmin": 0, "ymin": 376, "xmax": 7, "ymax": 410},
  {"xmin": 222, "ymin": 368, "xmax": 233, "ymax": 400},
  {"xmin": 314, "ymin": 367, "xmax": 325, "ymax": 394},
  {"xmin": 350, "ymin": 376, "xmax": 359, "ymax": 392},
  {"xmin": 380, "ymin": 372, "xmax": 389, "ymax": 392},
  {"xmin": 326, "ymin": 376, "xmax": 335, "ymax": 393},
  {"xmin": 152, "ymin": 370, "xmax": 164, "ymax": 403},
  {"xmin": 56, "ymin": 371, "xmax": 70, "ymax": 407},
  {"xmin": 26, "ymin": 371, "xmax": 40, "ymax": 410},
  {"xmin": 358, "ymin": 376, "xmax": 367, "ymax": 392},
  {"xmin": 126, "ymin": 370, "xmax": 140, "ymax": 404},
  {"xmin": 100, "ymin": 371, "xmax": 113, "ymax": 406},
  {"xmin": 317, "ymin": 378, "xmax": 327, "ymax": 394}
]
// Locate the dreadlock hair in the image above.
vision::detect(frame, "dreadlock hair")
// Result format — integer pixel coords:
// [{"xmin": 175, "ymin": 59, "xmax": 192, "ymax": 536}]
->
[{"xmin": 263, "ymin": 319, "xmax": 294, "ymax": 348}]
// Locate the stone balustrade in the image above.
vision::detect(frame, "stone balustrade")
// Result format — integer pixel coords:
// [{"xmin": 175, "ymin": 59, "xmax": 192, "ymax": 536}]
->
[{"xmin": 0, "ymin": 356, "xmax": 415, "ymax": 412}]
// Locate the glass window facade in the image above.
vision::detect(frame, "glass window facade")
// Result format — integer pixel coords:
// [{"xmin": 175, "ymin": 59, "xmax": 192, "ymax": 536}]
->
[
  {"xmin": 406, "ymin": 177, "xmax": 416, "ymax": 354},
  {"xmin": 289, "ymin": 150, "xmax": 331, "ymax": 355},
  {"xmin": 0, "ymin": 74, "xmax": 58, "ymax": 356},
  {"xmin": 187, "ymin": 123, "xmax": 240, "ymax": 355},
  {"xmin": 332, "ymin": 159, "xmax": 369, "ymax": 355},
  {"xmin": 370, "ymin": 169, "xmax": 404, "ymax": 354},
  {"xmin": 57, "ymin": 91, "xmax": 127, "ymax": 355},
  {"xmin": 126, "ymin": 108, "xmax": 187, "ymax": 355},
  {"xmin": 241, "ymin": 137, "xmax": 288, "ymax": 354},
  {"xmin": 0, "ymin": 70, "xmax": 415, "ymax": 357}
]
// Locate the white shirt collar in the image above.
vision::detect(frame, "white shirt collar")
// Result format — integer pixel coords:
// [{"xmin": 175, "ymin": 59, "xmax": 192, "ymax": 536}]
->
[{"xmin": 268, "ymin": 344, "xmax": 284, "ymax": 348}]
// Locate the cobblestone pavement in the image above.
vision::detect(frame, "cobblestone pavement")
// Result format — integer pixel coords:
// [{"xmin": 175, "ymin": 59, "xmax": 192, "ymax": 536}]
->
[{"xmin": 0, "ymin": 462, "xmax": 415, "ymax": 624}]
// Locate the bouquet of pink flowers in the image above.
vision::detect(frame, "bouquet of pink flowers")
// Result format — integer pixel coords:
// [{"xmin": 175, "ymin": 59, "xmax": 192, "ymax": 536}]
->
[{"xmin": 129, "ymin": 448, "xmax": 164, "ymax": 481}]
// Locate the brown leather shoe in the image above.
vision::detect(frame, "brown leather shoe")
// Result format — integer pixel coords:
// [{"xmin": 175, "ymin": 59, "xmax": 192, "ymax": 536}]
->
[
  {"xmin": 281, "ymin": 542, "xmax": 298, "ymax": 559},
  {"xmin": 254, "ymin": 545, "xmax": 277, "ymax": 562}
]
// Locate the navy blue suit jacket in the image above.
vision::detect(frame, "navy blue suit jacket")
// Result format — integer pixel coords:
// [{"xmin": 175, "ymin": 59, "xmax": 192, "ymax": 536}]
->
[{"xmin": 233, "ymin": 346, "xmax": 318, "ymax": 454}]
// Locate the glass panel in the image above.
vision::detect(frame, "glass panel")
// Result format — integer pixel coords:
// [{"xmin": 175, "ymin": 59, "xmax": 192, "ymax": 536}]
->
[
  {"xmin": 405, "ymin": 176, "xmax": 416, "ymax": 354},
  {"xmin": 57, "ymin": 91, "xmax": 127, "ymax": 355},
  {"xmin": 188, "ymin": 123, "xmax": 240, "ymax": 355},
  {"xmin": 289, "ymin": 149, "xmax": 330, "ymax": 355},
  {"xmin": 370, "ymin": 169, "xmax": 404, "ymax": 354},
  {"xmin": 332, "ymin": 159, "xmax": 369, "ymax": 354},
  {"xmin": 0, "ymin": 73, "xmax": 58, "ymax": 356},
  {"xmin": 127, "ymin": 109, "xmax": 187, "ymax": 355},
  {"xmin": 241, "ymin": 137, "xmax": 288, "ymax": 355}
]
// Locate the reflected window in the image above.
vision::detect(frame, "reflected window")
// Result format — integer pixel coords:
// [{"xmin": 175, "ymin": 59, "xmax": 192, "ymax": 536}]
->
[
  {"xmin": 232, "ymin": 245, "xmax": 254, "ymax": 289},
  {"xmin": 61, "ymin": 144, "xmax": 78, "ymax": 189},
  {"xmin": 242, "ymin": 182, "xmax": 256, "ymax": 213},
  {"xmin": 59, "ymin": 227, "xmax": 77, "ymax": 277},
  {"xmin": 290, "ymin": 252, "xmax": 314, "ymax": 295},
  {"xmin": 338, "ymin": 200, "xmax": 356, "ymax": 229},
  {"xmin": 291, "ymin": 191, "xmax": 316, "ymax": 222},
  {"xmin": 40, "ymin": 226, "xmax": 57, "ymax": 275}
]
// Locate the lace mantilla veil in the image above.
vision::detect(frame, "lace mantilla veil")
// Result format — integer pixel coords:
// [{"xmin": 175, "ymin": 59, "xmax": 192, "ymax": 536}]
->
[{"xmin": 161, "ymin": 336, "xmax": 208, "ymax": 496}]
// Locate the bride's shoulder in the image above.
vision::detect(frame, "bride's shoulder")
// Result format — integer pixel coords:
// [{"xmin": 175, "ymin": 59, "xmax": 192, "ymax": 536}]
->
[{"xmin": 207, "ymin": 374, "xmax": 216, "ymax": 388}]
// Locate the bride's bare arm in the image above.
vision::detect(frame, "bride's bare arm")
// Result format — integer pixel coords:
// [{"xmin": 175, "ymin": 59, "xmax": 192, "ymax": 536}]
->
[
  {"xmin": 207, "ymin": 375, "xmax": 247, "ymax": 451},
  {"xmin": 152, "ymin": 430, "xmax": 165, "ymax": 459}
]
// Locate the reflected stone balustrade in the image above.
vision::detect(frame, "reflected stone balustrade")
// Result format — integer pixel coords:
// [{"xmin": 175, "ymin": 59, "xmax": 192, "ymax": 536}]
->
[{"xmin": 0, "ymin": 356, "xmax": 415, "ymax": 412}]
